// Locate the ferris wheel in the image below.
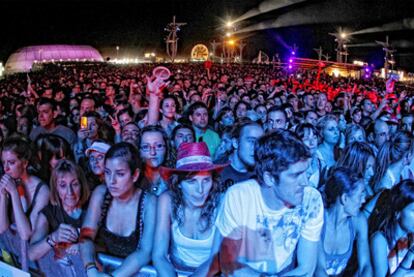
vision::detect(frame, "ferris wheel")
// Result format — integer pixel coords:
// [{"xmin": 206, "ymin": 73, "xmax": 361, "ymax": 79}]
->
[{"xmin": 191, "ymin": 44, "xmax": 209, "ymax": 61}]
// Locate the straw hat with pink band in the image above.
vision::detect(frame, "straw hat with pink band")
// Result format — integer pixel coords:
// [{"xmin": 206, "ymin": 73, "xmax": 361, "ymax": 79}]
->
[{"xmin": 160, "ymin": 142, "xmax": 228, "ymax": 180}]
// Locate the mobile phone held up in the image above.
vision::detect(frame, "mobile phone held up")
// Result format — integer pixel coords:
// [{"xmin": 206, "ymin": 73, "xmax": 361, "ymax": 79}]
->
[{"xmin": 80, "ymin": 116, "xmax": 88, "ymax": 129}]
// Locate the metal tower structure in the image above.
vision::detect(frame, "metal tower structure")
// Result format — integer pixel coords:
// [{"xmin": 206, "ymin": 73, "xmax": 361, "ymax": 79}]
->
[
  {"xmin": 376, "ymin": 36, "xmax": 396, "ymax": 78},
  {"xmin": 165, "ymin": 16, "xmax": 186, "ymax": 62},
  {"xmin": 329, "ymin": 28, "xmax": 350, "ymax": 63},
  {"xmin": 238, "ymin": 40, "xmax": 247, "ymax": 63},
  {"xmin": 210, "ymin": 40, "xmax": 221, "ymax": 62}
]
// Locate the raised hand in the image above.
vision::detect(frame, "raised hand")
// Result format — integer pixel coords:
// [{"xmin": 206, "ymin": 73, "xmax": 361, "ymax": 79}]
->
[
  {"xmin": 108, "ymin": 115, "xmax": 121, "ymax": 134},
  {"xmin": 145, "ymin": 75, "xmax": 170, "ymax": 98},
  {"xmin": 77, "ymin": 128, "xmax": 89, "ymax": 141}
]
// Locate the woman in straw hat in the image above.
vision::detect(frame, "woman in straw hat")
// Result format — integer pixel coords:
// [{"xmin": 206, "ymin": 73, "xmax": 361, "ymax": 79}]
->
[{"xmin": 153, "ymin": 142, "xmax": 227, "ymax": 275}]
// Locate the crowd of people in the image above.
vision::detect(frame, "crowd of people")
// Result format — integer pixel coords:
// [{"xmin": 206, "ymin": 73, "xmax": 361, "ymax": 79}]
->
[{"xmin": 0, "ymin": 61, "xmax": 413, "ymax": 276}]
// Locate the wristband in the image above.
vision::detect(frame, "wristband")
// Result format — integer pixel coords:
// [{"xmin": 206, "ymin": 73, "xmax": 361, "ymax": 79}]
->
[
  {"xmin": 46, "ymin": 236, "xmax": 56, "ymax": 248},
  {"xmin": 84, "ymin": 262, "xmax": 97, "ymax": 271}
]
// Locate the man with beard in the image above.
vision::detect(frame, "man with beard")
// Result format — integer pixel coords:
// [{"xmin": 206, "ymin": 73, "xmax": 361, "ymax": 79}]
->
[
  {"xmin": 120, "ymin": 122, "xmax": 140, "ymax": 147},
  {"xmin": 220, "ymin": 120, "xmax": 264, "ymax": 190}
]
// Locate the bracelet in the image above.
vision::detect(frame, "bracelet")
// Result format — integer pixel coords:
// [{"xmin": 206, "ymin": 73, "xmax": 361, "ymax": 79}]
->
[
  {"xmin": 84, "ymin": 262, "xmax": 97, "ymax": 271},
  {"xmin": 46, "ymin": 236, "xmax": 56, "ymax": 248}
]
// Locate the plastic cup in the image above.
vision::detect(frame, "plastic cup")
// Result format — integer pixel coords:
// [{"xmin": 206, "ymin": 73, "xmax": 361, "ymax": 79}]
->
[{"xmin": 152, "ymin": 66, "xmax": 171, "ymax": 80}]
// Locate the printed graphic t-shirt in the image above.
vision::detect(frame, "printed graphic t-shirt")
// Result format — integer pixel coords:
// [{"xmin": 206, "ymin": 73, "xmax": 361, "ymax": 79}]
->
[{"xmin": 216, "ymin": 179, "xmax": 324, "ymax": 274}]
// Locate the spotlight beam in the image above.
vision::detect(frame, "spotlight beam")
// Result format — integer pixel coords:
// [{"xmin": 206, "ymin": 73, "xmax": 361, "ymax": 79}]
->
[
  {"xmin": 234, "ymin": 1, "xmax": 357, "ymax": 34},
  {"xmin": 351, "ymin": 18, "xmax": 414, "ymax": 35},
  {"xmin": 233, "ymin": 0, "xmax": 310, "ymax": 24}
]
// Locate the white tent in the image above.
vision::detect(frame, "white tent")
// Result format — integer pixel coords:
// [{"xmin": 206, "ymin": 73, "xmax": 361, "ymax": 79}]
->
[{"xmin": 5, "ymin": 44, "xmax": 104, "ymax": 74}]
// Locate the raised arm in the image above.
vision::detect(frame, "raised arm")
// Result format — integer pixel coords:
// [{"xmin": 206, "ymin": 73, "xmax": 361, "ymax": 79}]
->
[
  {"xmin": 112, "ymin": 193, "xmax": 157, "ymax": 276},
  {"xmin": 146, "ymin": 75, "xmax": 170, "ymax": 126}
]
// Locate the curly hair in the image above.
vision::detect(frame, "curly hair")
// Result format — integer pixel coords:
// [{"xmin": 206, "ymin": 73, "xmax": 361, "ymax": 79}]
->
[{"xmin": 167, "ymin": 172, "xmax": 221, "ymax": 232}]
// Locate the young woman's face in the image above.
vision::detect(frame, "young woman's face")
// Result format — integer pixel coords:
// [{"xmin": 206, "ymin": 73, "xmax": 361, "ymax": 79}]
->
[
  {"xmin": 0, "ymin": 123, "xmax": 9, "ymax": 139},
  {"xmin": 56, "ymin": 172, "xmax": 81, "ymax": 210},
  {"xmin": 17, "ymin": 118, "xmax": 30, "ymax": 136},
  {"xmin": 256, "ymin": 106, "xmax": 267, "ymax": 122},
  {"xmin": 140, "ymin": 131, "xmax": 166, "ymax": 168},
  {"xmin": 71, "ymin": 109, "xmax": 80, "ymax": 124},
  {"xmin": 235, "ymin": 103, "xmax": 247, "ymax": 119},
  {"xmin": 400, "ymin": 202, "xmax": 414, "ymax": 233},
  {"xmin": 364, "ymin": 155, "xmax": 375, "ymax": 185},
  {"xmin": 161, "ymin": 98, "xmax": 177, "ymax": 119},
  {"xmin": 49, "ymin": 150, "xmax": 65, "ymax": 170},
  {"xmin": 180, "ymin": 171, "xmax": 213, "ymax": 208},
  {"xmin": 220, "ymin": 111, "xmax": 235, "ymax": 127},
  {"xmin": 1, "ymin": 150, "xmax": 27, "ymax": 179},
  {"xmin": 323, "ymin": 120, "xmax": 340, "ymax": 145},
  {"xmin": 347, "ymin": 129, "xmax": 365, "ymax": 144},
  {"xmin": 87, "ymin": 117, "xmax": 99, "ymax": 139},
  {"xmin": 301, "ymin": 128, "xmax": 318, "ymax": 154},
  {"xmin": 89, "ymin": 151, "xmax": 106, "ymax": 176},
  {"xmin": 344, "ymin": 181, "xmax": 366, "ymax": 217},
  {"xmin": 338, "ymin": 114, "xmax": 347, "ymax": 131},
  {"xmin": 352, "ymin": 111, "xmax": 362, "ymax": 124},
  {"xmin": 218, "ymin": 133, "xmax": 233, "ymax": 154},
  {"xmin": 104, "ymin": 157, "xmax": 138, "ymax": 198}
]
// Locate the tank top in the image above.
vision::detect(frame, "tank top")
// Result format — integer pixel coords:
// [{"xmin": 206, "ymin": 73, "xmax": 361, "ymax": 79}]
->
[
  {"xmin": 25, "ymin": 181, "xmax": 47, "ymax": 216},
  {"xmin": 41, "ymin": 204, "xmax": 84, "ymax": 231},
  {"xmin": 96, "ymin": 190, "xmax": 146, "ymax": 258},
  {"xmin": 322, "ymin": 216, "xmax": 355, "ymax": 276},
  {"xmin": 170, "ymin": 220, "xmax": 215, "ymax": 270}
]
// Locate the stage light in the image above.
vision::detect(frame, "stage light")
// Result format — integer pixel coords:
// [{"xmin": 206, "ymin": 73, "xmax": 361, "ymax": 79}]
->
[
  {"xmin": 340, "ymin": 32, "xmax": 347, "ymax": 39},
  {"xmin": 226, "ymin": 21, "xmax": 233, "ymax": 28}
]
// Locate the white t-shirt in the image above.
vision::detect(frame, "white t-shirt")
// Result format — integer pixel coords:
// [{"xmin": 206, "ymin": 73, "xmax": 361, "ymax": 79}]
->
[{"xmin": 216, "ymin": 179, "xmax": 324, "ymax": 274}]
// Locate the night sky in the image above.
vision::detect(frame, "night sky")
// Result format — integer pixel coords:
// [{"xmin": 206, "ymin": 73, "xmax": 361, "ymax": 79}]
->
[{"xmin": 1, "ymin": 0, "xmax": 414, "ymax": 70}]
